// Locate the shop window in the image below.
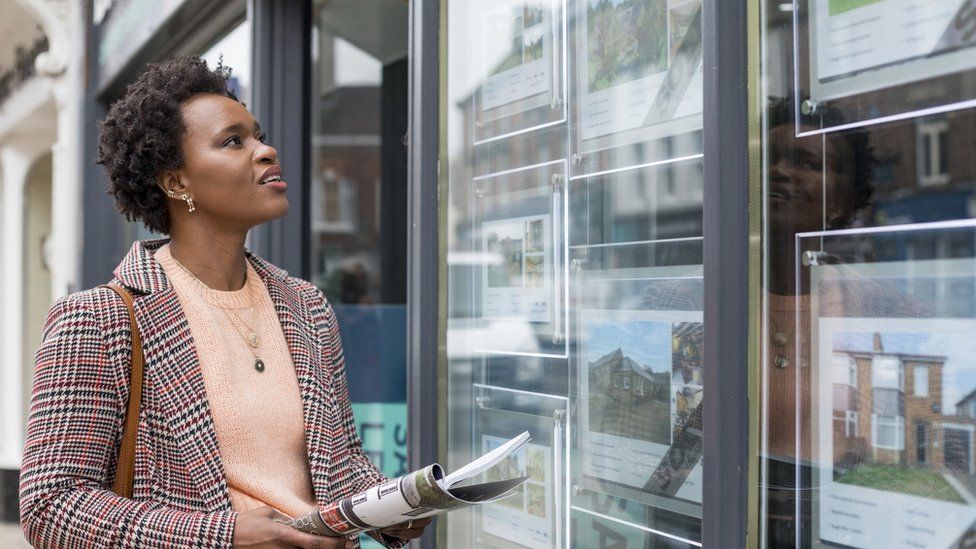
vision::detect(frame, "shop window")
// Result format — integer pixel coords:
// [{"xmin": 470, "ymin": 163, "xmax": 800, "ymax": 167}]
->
[
  {"xmin": 916, "ymin": 117, "xmax": 950, "ymax": 186},
  {"xmin": 199, "ymin": 20, "xmax": 252, "ymax": 106},
  {"xmin": 308, "ymin": 6, "xmax": 409, "ymax": 549}
]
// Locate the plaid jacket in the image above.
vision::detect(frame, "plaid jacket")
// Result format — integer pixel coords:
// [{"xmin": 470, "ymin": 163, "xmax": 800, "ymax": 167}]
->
[{"xmin": 20, "ymin": 238, "xmax": 406, "ymax": 549}]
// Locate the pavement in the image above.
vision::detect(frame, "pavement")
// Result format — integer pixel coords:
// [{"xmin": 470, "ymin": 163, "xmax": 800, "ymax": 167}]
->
[{"xmin": 0, "ymin": 522, "xmax": 29, "ymax": 547}]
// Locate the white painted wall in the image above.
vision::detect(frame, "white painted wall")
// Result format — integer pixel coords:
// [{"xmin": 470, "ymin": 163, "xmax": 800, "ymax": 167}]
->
[{"xmin": 0, "ymin": 0, "xmax": 84, "ymax": 470}]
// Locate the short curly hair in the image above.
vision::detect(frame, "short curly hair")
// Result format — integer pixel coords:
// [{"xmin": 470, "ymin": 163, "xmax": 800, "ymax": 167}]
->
[{"xmin": 97, "ymin": 56, "xmax": 239, "ymax": 234}]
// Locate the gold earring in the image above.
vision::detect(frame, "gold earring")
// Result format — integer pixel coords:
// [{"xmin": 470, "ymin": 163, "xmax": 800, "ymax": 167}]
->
[
  {"xmin": 167, "ymin": 189, "xmax": 175, "ymax": 197},
  {"xmin": 181, "ymin": 193, "xmax": 196, "ymax": 213}
]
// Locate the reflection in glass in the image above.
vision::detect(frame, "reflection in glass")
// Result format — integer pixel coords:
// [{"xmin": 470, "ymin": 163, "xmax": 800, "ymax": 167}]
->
[
  {"xmin": 445, "ymin": 0, "xmax": 706, "ymax": 546},
  {"xmin": 310, "ymin": 2, "xmax": 409, "ymax": 548},
  {"xmin": 762, "ymin": 0, "xmax": 976, "ymax": 544},
  {"xmin": 199, "ymin": 20, "xmax": 252, "ymax": 105}
]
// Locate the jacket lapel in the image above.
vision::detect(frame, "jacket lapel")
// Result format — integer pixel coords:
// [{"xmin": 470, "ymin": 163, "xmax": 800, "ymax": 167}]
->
[
  {"xmin": 136, "ymin": 289, "xmax": 232, "ymax": 510},
  {"xmin": 112, "ymin": 239, "xmax": 231, "ymax": 510},
  {"xmin": 260, "ymin": 273, "xmax": 336, "ymax": 499}
]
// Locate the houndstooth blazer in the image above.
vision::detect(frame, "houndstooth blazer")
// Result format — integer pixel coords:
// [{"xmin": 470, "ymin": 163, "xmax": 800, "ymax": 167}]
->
[{"xmin": 19, "ymin": 238, "xmax": 406, "ymax": 549}]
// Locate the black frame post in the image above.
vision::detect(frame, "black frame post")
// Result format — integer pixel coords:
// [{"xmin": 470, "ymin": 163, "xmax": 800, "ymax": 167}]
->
[
  {"xmin": 249, "ymin": 0, "xmax": 311, "ymax": 278},
  {"xmin": 702, "ymin": 0, "xmax": 753, "ymax": 545},
  {"xmin": 406, "ymin": 0, "xmax": 440, "ymax": 546}
]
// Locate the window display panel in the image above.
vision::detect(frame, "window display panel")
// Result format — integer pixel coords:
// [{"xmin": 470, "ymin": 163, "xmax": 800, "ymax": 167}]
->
[
  {"xmin": 797, "ymin": 225, "xmax": 976, "ymax": 548},
  {"xmin": 445, "ymin": 0, "xmax": 707, "ymax": 546},
  {"xmin": 474, "ymin": 0, "xmax": 566, "ymax": 143},
  {"xmin": 569, "ymin": 0, "xmax": 704, "ymax": 175},
  {"xmin": 444, "ymin": 386, "xmax": 568, "ymax": 548},
  {"xmin": 473, "ymin": 394, "xmax": 567, "ymax": 549},
  {"xmin": 572, "ymin": 508, "xmax": 700, "ymax": 548},
  {"xmin": 794, "ymin": 0, "xmax": 976, "ymax": 132},
  {"xmin": 471, "ymin": 162, "xmax": 568, "ymax": 356},
  {"xmin": 761, "ymin": 0, "xmax": 976, "ymax": 544},
  {"xmin": 569, "ymin": 260, "xmax": 704, "ymax": 545}
]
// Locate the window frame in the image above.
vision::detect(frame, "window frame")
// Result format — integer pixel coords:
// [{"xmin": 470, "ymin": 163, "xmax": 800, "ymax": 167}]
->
[{"xmin": 916, "ymin": 116, "xmax": 950, "ymax": 187}]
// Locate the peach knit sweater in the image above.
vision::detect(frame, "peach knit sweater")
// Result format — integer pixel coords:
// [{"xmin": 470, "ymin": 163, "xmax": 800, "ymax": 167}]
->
[{"xmin": 155, "ymin": 244, "xmax": 317, "ymax": 518}]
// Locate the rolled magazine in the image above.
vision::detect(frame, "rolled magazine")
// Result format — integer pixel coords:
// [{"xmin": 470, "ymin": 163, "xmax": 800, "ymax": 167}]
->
[{"xmin": 282, "ymin": 431, "xmax": 531, "ymax": 536}]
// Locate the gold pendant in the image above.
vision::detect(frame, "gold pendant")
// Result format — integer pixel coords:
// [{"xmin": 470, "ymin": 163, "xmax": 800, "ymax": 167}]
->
[{"xmin": 248, "ymin": 332, "xmax": 259, "ymax": 348}]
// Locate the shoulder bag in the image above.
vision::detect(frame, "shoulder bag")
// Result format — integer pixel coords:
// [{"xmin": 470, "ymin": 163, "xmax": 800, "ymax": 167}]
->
[{"xmin": 99, "ymin": 284, "xmax": 144, "ymax": 499}]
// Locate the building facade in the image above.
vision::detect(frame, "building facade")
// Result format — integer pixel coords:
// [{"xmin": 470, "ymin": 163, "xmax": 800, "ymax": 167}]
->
[
  {"xmin": 0, "ymin": 0, "xmax": 86, "ymax": 524},
  {"xmin": 1, "ymin": 0, "xmax": 975, "ymax": 548}
]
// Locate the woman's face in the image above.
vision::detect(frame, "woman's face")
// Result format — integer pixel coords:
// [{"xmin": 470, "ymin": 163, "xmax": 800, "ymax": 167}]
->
[
  {"xmin": 767, "ymin": 123, "xmax": 855, "ymax": 235},
  {"xmin": 169, "ymin": 93, "xmax": 289, "ymax": 231}
]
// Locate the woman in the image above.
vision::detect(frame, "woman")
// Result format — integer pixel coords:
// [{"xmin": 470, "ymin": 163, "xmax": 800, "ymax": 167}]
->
[{"xmin": 18, "ymin": 57, "xmax": 429, "ymax": 548}]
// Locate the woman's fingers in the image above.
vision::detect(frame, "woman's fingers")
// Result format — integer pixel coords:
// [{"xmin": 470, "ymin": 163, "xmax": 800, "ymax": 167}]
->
[
  {"xmin": 381, "ymin": 517, "xmax": 432, "ymax": 540},
  {"xmin": 256, "ymin": 505, "xmax": 290, "ymax": 520},
  {"xmin": 273, "ymin": 523, "xmax": 350, "ymax": 548},
  {"xmin": 233, "ymin": 506, "xmax": 352, "ymax": 548}
]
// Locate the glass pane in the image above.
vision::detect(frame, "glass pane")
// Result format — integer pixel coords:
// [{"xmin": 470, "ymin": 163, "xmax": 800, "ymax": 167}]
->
[
  {"xmin": 760, "ymin": 0, "xmax": 976, "ymax": 545},
  {"xmin": 199, "ymin": 20, "xmax": 252, "ymax": 105},
  {"xmin": 443, "ymin": 0, "xmax": 705, "ymax": 545},
  {"xmin": 309, "ymin": 2, "xmax": 409, "ymax": 547}
]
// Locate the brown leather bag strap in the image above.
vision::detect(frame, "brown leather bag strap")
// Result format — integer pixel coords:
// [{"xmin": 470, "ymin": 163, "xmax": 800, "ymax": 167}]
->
[{"xmin": 99, "ymin": 284, "xmax": 144, "ymax": 499}]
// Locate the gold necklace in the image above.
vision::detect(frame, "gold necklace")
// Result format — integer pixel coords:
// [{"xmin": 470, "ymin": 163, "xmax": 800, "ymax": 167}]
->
[
  {"xmin": 223, "ymin": 303, "xmax": 266, "ymax": 373},
  {"xmin": 170, "ymin": 252, "xmax": 266, "ymax": 373}
]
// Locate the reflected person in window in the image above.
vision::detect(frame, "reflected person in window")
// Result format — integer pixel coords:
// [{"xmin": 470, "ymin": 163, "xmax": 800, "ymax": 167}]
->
[
  {"xmin": 763, "ymin": 98, "xmax": 877, "ymax": 546},
  {"xmin": 19, "ymin": 57, "xmax": 429, "ymax": 549}
]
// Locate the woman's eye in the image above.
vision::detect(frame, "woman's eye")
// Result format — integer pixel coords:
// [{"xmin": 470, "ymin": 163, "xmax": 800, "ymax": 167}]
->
[
  {"xmin": 257, "ymin": 133, "xmax": 268, "ymax": 144},
  {"xmin": 223, "ymin": 135, "xmax": 242, "ymax": 147}
]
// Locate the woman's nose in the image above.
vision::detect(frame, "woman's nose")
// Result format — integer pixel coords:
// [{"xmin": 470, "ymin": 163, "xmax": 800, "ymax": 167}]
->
[
  {"xmin": 256, "ymin": 143, "xmax": 277, "ymax": 163},
  {"xmin": 769, "ymin": 159, "xmax": 792, "ymax": 182}
]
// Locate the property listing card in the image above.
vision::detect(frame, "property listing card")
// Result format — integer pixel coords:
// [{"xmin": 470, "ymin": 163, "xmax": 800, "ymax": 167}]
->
[
  {"xmin": 481, "ymin": 435, "xmax": 554, "ymax": 549},
  {"xmin": 578, "ymin": 309, "xmax": 703, "ymax": 504},
  {"xmin": 813, "ymin": 0, "xmax": 975, "ymax": 81}
]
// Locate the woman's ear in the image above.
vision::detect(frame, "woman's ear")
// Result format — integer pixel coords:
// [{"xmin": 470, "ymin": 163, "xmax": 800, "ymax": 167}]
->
[{"xmin": 157, "ymin": 171, "xmax": 185, "ymax": 198}]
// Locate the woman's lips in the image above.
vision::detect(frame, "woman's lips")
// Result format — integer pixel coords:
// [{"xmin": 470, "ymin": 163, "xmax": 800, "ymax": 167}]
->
[{"xmin": 262, "ymin": 179, "xmax": 288, "ymax": 191}]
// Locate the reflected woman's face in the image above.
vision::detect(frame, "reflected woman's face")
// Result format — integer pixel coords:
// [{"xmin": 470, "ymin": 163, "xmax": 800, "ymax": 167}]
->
[
  {"xmin": 167, "ymin": 93, "xmax": 289, "ymax": 231},
  {"xmin": 767, "ymin": 124, "xmax": 855, "ymax": 235}
]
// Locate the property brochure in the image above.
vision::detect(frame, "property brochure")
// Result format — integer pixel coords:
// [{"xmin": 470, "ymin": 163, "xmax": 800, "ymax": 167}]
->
[
  {"xmin": 808, "ymin": 0, "xmax": 976, "ymax": 101},
  {"xmin": 482, "ymin": 215, "xmax": 553, "ymax": 323},
  {"xmin": 814, "ymin": 317, "xmax": 976, "ymax": 548},
  {"xmin": 813, "ymin": 0, "xmax": 975, "ymax": 82},
  {"xmin": 578, "ymin": 309, "xmax": 704, "ymax": 503},
  {"xmin": 480, "ymin": 435, "xmax": 554, "ymax": 549},
  {"xmin": 806, "ymin": 257, "xmax": 976, "ymax": 547},
  {"xmin": 480, "ymin": 0, "xmax": 552, "ymax": 113},
  {"xmin": 282, "ymin": 432, "xmax": 532, "ymax": 537},
  {"xmin": 577, "ymin": 0, "xmax": 703, "ymax": 142}
]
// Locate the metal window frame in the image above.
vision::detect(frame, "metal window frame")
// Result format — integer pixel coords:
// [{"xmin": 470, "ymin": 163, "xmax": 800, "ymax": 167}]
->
[
  {"xmin": 248, "ymin": 0, "xmax": 312, "ymax": 278},
  {"xmin": 702, "ymin": 0, "xmax": 761, "ymax": 546},
  {"xmin": 406, "ymin": 0, "xmax": 441, "ymax": 547}
]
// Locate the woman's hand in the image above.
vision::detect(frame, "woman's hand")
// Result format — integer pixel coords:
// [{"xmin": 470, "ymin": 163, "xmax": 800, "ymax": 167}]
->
[
  {"xmin": 378, "ymin": 517, "xmax": 432, "ymax": 541},
  {"xmin": 233, "ymin": 506, "xmax": 354, "ymax": 548}
]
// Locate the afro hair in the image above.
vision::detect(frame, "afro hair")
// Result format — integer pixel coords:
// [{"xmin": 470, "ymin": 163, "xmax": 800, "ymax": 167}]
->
[{"xmin": 96, "ymin": 56, "xmax": 239, "ymax": 234}]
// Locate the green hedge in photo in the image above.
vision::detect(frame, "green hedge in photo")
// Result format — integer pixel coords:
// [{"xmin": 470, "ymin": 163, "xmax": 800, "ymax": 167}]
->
[
  {"xmin": 837, "ymin": 464, "xmax": 966, "ymax": 504},
  {"xmin": 829, "ymin": 0, "xmax": 883, "ymax": 16}
]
